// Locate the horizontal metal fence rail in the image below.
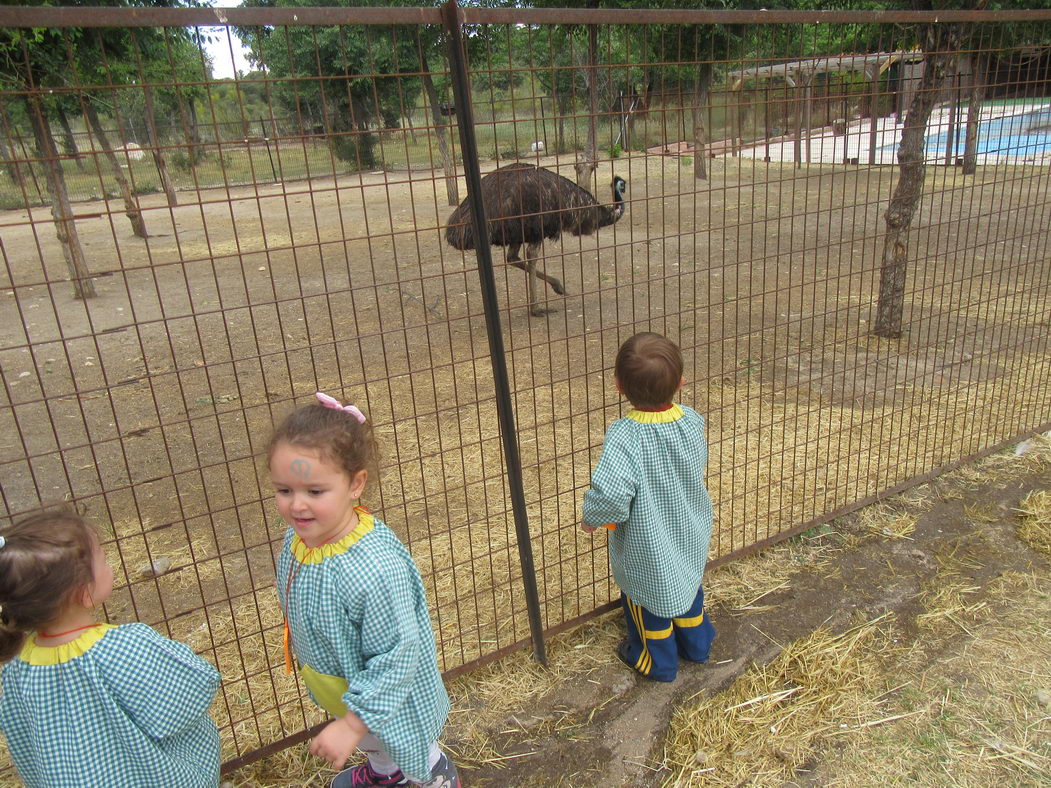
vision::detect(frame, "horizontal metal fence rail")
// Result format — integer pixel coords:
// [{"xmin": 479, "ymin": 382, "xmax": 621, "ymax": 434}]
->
[
  {"xmin": 1, "ymin": 4, "xmax": 1050, "ymax": 777},
  {"xmin": 6, "ymin": 7, "xmax": 1051, "ymax": 26}
]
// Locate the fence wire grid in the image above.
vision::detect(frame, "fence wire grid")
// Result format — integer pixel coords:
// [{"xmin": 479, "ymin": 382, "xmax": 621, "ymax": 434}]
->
[{"xmin": 1, "ymin": 4, "xmax": 1050, "ymax": 776}]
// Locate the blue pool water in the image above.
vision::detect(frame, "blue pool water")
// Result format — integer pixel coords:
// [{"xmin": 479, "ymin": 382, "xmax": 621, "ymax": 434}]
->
[{"xmin": 886, "ymin": 107, "xmax": 1051, "ymax": 158}]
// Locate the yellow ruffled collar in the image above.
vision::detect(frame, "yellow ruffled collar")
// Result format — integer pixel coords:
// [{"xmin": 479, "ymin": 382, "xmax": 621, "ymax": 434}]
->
[
  {"xmin": 20, "ymin": 624, "xmax": 115, "ymax": 665},
  {"xmin": 626, "ymin": 404, "xmax": 684, "ymax": 423},
  {"xmin": 289, "ymin": 509, "xmax": 375, "ymax": 564}
]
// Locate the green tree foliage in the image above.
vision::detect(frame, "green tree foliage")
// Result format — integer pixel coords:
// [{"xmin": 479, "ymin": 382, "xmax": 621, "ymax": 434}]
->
[
  {"xmin": 1, "ymin": 16, "xmax": 100, "ymax": 295},
  {"xmin": 238, "ymin": 0, "xmax": 430, "ymax": 168},
  {"xmin": 1, "ymin": 2, "xmax": 207, "ymax": 144},
  {"xmin": 0, "ymin": 0, "xmax": 206, "ymax": 292},
  {"xmin": 207, "ymin": 72, "xmax": 275, "ymax": 140}
]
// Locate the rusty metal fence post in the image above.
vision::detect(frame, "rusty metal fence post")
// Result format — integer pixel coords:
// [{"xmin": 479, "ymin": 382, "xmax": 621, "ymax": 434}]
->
[{"xmin": 441, "ymin": 0, "xmax": 547, "ymax": 667}]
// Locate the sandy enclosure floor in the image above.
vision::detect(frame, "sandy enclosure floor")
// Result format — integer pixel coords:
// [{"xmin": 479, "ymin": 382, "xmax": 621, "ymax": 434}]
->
[{"xmin": 1, "ymin": 151, "xmax": 1049, "ymax": 764}]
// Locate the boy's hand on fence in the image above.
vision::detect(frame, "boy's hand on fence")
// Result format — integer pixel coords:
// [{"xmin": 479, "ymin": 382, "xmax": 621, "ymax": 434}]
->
[
  {"xmin": 310, "ymin": 713, "xmax": 366, "ymax": 769},
  {"xmin": 581, "ymin": 523, "xmax": 597, "ymax": 533}
]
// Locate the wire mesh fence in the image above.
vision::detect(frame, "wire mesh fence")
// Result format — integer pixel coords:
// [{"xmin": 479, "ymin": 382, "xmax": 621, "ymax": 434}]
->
[{"xmin": 1, "ymin": 5, "xmax": 1050, "ymax": 777}]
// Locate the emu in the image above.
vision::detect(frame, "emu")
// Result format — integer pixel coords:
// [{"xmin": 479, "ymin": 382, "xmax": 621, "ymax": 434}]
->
[{"xmin": 444, "ymin": 163, "xmax": 627, "ymax": 316}]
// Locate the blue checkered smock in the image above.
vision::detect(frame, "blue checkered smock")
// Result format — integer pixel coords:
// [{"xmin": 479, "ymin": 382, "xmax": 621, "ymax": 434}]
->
[
  {"xmin": 0, "ymin": 623, "xmax": 221, "ymax": 788},
  {"xmin": 276, "ymin": 511, "xmax": 450, "ymax": 782},
  {"xmin": 583, "ymin": 404, "xmax": 714, "ymax": 618}
]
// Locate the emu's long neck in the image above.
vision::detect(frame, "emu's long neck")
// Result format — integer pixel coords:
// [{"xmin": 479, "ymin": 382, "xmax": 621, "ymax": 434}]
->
[{"xmin": 599, "ymin": 182, "xmax": 626, "ymax": 228}]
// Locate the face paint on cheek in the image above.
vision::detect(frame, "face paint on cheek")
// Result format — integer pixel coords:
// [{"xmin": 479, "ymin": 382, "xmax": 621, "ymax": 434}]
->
[{"xmin": 290, "ymin": 458, "xmax": 311, "ymax": 480}]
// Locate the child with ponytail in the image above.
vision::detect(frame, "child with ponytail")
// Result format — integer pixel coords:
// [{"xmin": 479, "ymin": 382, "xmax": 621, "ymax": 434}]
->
[
  {"xmin": 269, "ymin": 392, "xmax": 459, "ymax": 788},
  {"xmin": 0, "ymin": 508, "xmax": 221, "ymax": 787}
]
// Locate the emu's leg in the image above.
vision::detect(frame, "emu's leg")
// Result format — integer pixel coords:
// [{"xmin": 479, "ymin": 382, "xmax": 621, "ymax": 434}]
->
[
  {"xmin": 508, "ymin": 243, "xmax": 565, "ymax": 316},
  {"xmin": 527, "ymin": 243, "xmax": 565, "ymax": 296},
  {"xmin": 508, "ymin": 244, "xmax": 544, "ymax": 316},
  {"xmin": 506, "ymin": 243, "xmax": 539, "ymax": 316},
  {"xmin": 527, "ymin": 262, "xmax": 540, "ymax": 315}
]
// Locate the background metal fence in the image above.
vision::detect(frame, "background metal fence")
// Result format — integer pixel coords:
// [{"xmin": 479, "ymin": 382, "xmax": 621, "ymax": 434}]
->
[{"xmin": 1, "ymin": 4, "xmax": 1050, "ymax": 776}]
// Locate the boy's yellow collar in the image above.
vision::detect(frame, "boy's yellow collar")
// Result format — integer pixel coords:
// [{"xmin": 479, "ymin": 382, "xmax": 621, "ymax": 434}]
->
[
  {"xmin": 290, "ymin": 510, "xmax": 375, "ymax": 564},
  {"xmin": 626, "ymin": 404, "xmax": 684, "ymax": 423}
]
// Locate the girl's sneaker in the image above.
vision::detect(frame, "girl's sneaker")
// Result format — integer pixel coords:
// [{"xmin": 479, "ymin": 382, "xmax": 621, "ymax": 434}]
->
[
  {"xmin": 420, "ymin": 752, "xmax": 461, "ymax": 788},
  {"xmin": 332, "ymin": 762, "xmax": 407, "ymax": 788}
]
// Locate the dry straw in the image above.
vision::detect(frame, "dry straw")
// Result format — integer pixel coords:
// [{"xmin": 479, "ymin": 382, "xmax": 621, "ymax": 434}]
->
[
  {"xmin": 800, "ymin": 570, "xmax": 1051, "ymax": 787},
  {"xmin": 662, "ymin": 615, "xmax": 899, "ymax": 787},
  {"xmin": 857, "ymin": 503, "xmax": 917, "ymax": 540},
  {"xmin": 1016, "ymin": 488, "xmax": 1051, "ymax": 555}
]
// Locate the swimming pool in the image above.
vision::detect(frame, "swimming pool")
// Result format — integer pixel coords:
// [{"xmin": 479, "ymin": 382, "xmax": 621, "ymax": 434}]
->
[
  {"xmin": 884, "ymin": 106, "xmax": 1051, "ymax": 159},
  {"xmin": 741, "ymin": 103, "xmax": 1051, "ymax": 164}
]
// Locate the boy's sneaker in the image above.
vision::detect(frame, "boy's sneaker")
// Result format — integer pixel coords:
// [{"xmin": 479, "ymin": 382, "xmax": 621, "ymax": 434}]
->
[
  {"xmin": 332, "ymin": 762, "xmax": 407, "ymax": 788},
  {"xmin": 616, "ymin": 638, "xmax": 675, "ymax": 682},
  {"xmin": 419, "ymin": 752, "xmax": 461, "ymax": 788}
]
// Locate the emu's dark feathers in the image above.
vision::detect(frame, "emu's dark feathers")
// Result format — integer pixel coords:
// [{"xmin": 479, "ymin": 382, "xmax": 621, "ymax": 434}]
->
[{"xmin": 444, "ymin": 163, "xmax": 626, "ymax": 251}]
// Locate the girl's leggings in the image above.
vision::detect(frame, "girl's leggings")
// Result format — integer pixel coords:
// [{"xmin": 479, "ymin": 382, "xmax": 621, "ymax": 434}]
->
[{"xmin": 359, "ymin": 734, "xmax": 441, "ymax": 785}]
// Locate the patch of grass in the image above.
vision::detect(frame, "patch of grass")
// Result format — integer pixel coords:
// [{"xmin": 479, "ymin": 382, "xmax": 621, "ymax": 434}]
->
[
  {"xmin": 737, "ymin": 357, "xmax": 759, "ymax": 377},
  {"xmin": 801, "ymin": 522, "xmax": 835, "ymax": 540},
  {"xmin": 0, "ymin": 193, "xmax": 28, "ymax": 211}
]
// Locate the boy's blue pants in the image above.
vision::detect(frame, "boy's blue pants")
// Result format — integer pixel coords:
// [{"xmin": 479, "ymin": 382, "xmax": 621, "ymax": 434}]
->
[{"xmin": 621, "ymin": 584, "xmax": 715, "ymax": 682}]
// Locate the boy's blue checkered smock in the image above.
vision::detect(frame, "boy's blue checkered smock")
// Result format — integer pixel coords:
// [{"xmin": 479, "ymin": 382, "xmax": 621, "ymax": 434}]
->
[
  {"xmin": 276, "ymin": 511, "xmax": 450, "ymax": 783},
  {"xmin": 583, "ymin": 404, "xmax": 714, "ymax": 618},
  {"xmin": 0, "ymin": 623, "xmax": 221, "ymax": 787}
]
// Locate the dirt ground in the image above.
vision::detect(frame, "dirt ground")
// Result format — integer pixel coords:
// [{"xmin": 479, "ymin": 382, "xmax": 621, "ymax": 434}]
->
[{"xmin": 1, "ymin": 153, "xmax": 1049, "ymax": 770}]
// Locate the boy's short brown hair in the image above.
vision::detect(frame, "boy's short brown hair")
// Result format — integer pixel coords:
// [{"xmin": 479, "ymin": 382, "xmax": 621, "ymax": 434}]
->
[{"xmin": 615, "ymin": 332, "xmax": 683, "ymax": 409}]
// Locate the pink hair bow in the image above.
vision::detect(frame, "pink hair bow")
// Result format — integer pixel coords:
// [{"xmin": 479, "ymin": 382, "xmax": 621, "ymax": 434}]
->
[{"xmin": 315, "ymin": 392, "xmax": 366, "ymax": 424}]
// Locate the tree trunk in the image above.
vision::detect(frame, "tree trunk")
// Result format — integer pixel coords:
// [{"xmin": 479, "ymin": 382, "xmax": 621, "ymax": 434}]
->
[
  {"xmin": 12, "ymin": 127, "xmax": 45, "ymax": 203},
  {"xmin": 574, "ymin": 23, "xmax": 599, "ymax": 191},
  {"xmin": 84, "ymin": 100, "xmax": 148, "ymax": 238},
  {"xmin": 802, "ymin": 75, "xmax": 814, "ymax": 164},
  {"xmin": 623, "ymin": 93, "xmax": 639, "ymax": 151},
  {"xmin": 188, "ymin": 101, "xmax": 204, "ymax": 165},
  {"xmin": 873, "ymin": 25, "xmax": 960, "ymax": 338},
  {"xmin": 142, "ymin": 85, "xmax": 178, "ymax": 206},
  {"xmin": 265, "ymin": 89, "xmax": 280, "ymax": 139},
  {"xmin": 25, "ymin": 95, "xmax": 96, "ymax": 298},
  {"xmin": 945, "ymin": 69, "xmax": 959, "ymax": 165},
  {"xmin": 56, "ymin": 106, "xmax": 84, "ymax": 172},
  {"xmin": 692, "ymin": 63, "xmax": 713, "ymax": 181},
  {"xmin": 0, "ymin": 132, "xmax": 29, "ymax": 195},
  {"xmin": 617, "ymin": 93, "xmax": 628, "ymax": 150},
  {"xmin": 555, "ymin": 94, "xmax": 566, "ymax": 153},
  {"xmin": 962, "ymin": 52, "xmax": 987, "ymax": 176},
  {"xmin": 792, "ymin": 76, "xmax": 802, "ymax": 168},
  {"xmin": 420, "ymin": 50, "xmax": 458, "ymax": 206},
  {"xmin": 867, "ymin": 65, "xmax": 880, "ymax": 165}
]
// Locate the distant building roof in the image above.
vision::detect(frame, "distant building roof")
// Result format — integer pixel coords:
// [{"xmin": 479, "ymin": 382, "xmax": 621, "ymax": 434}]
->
[{"xmin": 727, "ymin": 52, "xmax": 916, "ymax": 88}]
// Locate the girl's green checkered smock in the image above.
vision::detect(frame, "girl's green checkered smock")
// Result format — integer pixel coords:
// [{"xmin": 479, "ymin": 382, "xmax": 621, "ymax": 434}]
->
[
  {"xmin": 583, "ymin": 404, "xmax": 714, "ymax": 618},
  {"xmin": 0, "ymin": 623, "xmax": 221, "ymax": 787},
  {"xmin": 276, "ymin": 510, "xmax": 450, "ymax": 782}
]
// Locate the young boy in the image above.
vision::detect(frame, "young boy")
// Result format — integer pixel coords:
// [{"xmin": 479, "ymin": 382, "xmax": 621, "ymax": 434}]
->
[{"xmin": 581, "ymin": 332, "xmax": 715, "ymax": 682}]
